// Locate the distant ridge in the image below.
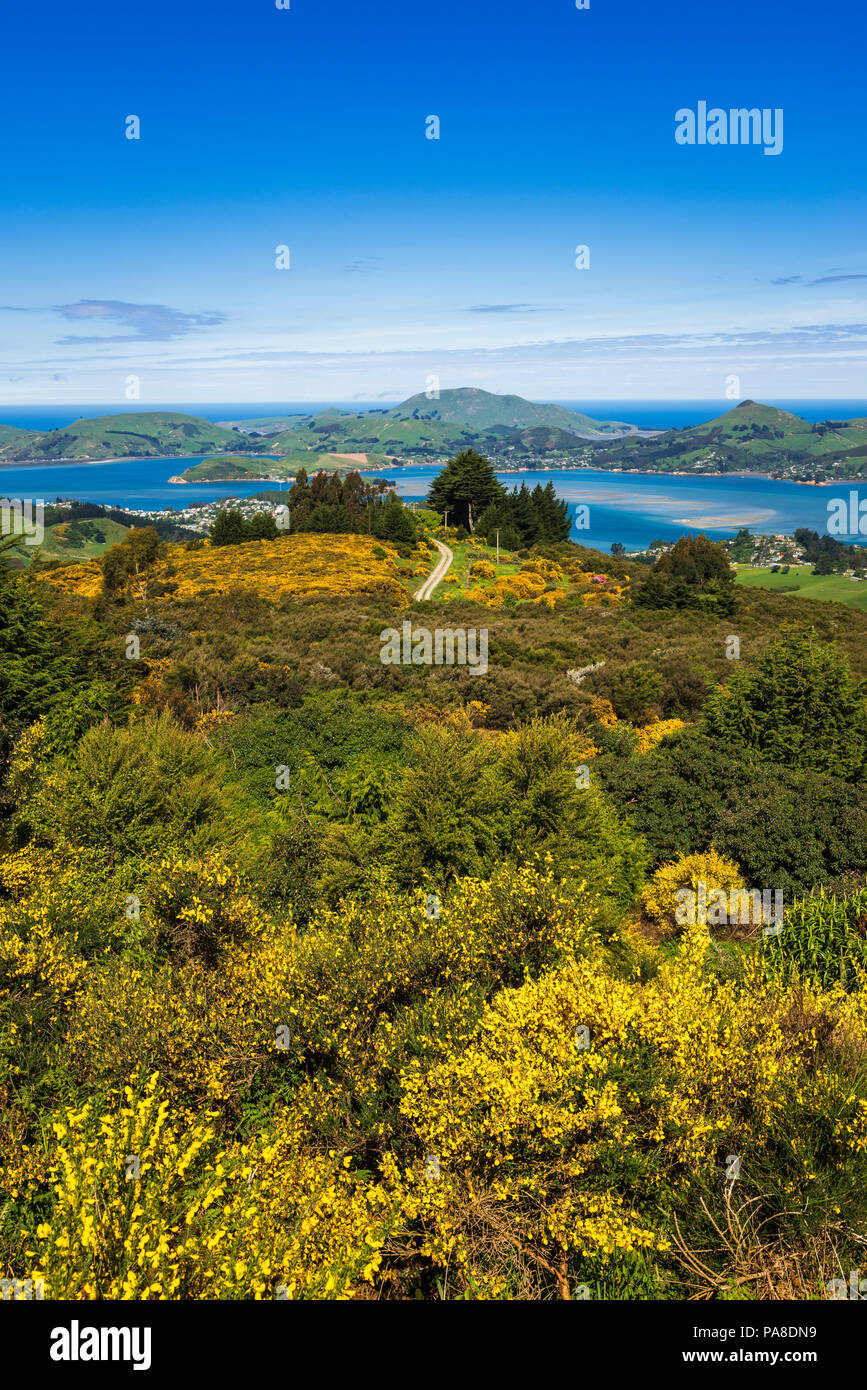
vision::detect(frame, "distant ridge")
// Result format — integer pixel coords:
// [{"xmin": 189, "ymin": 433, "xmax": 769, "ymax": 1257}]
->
[
  {"xmin": 382, "ymin": 387, "xmax": 634, "ymax": 437},
  {"xmin": 0, "ymin": 411, "xmax": 245, "ymax": 462},
  {"xmin": 584, "ymin": 400, "xmax": 867, "ymax": 480},
  {"xmin": 1, "ymin": 395, "xmax": 866, "ymax": 479}
]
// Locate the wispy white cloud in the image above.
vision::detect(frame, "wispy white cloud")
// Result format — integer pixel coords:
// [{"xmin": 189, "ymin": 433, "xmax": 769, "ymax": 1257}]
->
[
  {"xmin": 53, "ymin": 300, "xmax": 226, "ymax": 344},
  {"xmin": 468, "ymin": 303, "xmax": 550, "ymax": 314}
]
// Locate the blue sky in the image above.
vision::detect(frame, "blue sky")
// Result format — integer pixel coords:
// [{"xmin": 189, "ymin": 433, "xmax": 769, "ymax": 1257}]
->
[{"xmin": 0, "ymin": 0, "xmax": 864, "ymax": 405}]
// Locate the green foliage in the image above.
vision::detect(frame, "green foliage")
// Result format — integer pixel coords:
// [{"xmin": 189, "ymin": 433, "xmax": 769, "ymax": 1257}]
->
[
  {"xmin": 17, "ymin": 713, "xmax": 247, "ymax": 868},
  {"xmin": 426, "ymin": 449, "xmax": 505, "ymax": 532},
  {"xmin": 386, "ymin": 716, "xmax": 648, "ymax": 905},
  {"xmin": 0, "ymin": 574, "xmax": 116, "ymax": 739},
  {"xmin": 591, "ymin": 661, "xmax": 663, "ymax": 723},
  {"xmin": 702, "ymin": 627, "xmax": 867, "ymax": 779},
  {"xmin": 634, "ymin": 534, "xmax": 737, "ymax": 615},
  {"xmin": 476, "ymin": 480, "xmax": 571, "ymax": 547},
  {"xmin": 101, "ymin": 526, "xmax": 162, "ymax": 593},
  {"xmin": 761, "ymin": 886, "xmax": 867, "ymax": 990},
  {"xmin": 594, "ymin": 726, "xmax": 867, "ymax": 896},
  {"xmin": 209, "ymin": 508, "xmax": 247, "ymax": 546},
  {"xmin": 0, "ymin": 574, "xmax": 69, "ymax": 730},
  {"xmin": 283, "ymin": 469, "xmax": 417, "ymax": 542}
]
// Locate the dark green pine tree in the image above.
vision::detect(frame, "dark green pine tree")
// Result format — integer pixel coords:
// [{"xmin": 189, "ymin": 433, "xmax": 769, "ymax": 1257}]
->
[
  {"xmin": 211, "ymin": 503, "xmax": 247, "ymax": 539},
  {"xmin": 476, "ymin": 501, "xmax": 504, "ymax": 543},
  {"xmin": 210, "ymin": 508, "xmax": 246, "ymax": 546},
  {"xmin": 383, "ymin": 494, "xmax": 417, "ymax": 543},
  {"xmin": 510, "ymin": 483, "xmax": 539, "ymax": 546},
  {"xmin": 246, "ymin": 512, "xmax": 278, "ymax": 540},
  {"xmin": 539, "ymin": 481, "xmax": 571, "ymax": 541},
  {"xmin": 427, "ymin": 449, "xmax": 505, "ymax": 532},
  {"xmin": 340, "ymin": 471, "xmax": 366, "ymax": 520},
  {"xmin": 286, "ymin": 467, "xmax": 312, "ymax": 528}
]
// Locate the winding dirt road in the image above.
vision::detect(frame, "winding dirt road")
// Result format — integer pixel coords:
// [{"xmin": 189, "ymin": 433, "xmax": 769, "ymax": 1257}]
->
[{"xmin": 413, "ymin": 538, "xmax": 453, "ymax": 601}]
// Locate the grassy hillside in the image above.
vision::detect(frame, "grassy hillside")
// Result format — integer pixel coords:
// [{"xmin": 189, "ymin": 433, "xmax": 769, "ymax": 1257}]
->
[
  {"xmin": 735, "ymin": 563, "xmax": 867, "ymax": 609},
  {"xmin": 587, "ymin": 400, "xmax": 867, "ymax": 480},
  {"xmin": 0, "ymin": 412, "xmax": 247, "ymax": 462},
  {"xmin": 176, "ymin": 451, "xmax": 358, "ymax": 483},
  {"xmin": 384, "ymin": 387, "xmax": 632, "ymax": 436},
  {"xmin": 221, "ymin": 388, "xmax": 639, "ymax": 460},
  {"xmin": 5, "ymin": 396, "xmax": 863, "ymax": 475},
  {"xmin": 0, "ymin": 423, "xmax": 40, "ymax": 452},
  {"xmin": 37, "ymin": 516, "xmax": 130, "ymax": 562}
]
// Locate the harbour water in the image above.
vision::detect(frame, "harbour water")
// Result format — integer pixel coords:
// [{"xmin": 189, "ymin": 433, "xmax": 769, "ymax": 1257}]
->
[{"xmin": 0, "ymin": 456, "xmax": 861, "ymax": 552}]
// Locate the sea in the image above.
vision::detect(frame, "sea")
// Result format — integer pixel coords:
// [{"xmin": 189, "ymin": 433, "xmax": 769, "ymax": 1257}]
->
[{"xmin": 1, "ymin": 400, "xmax": 865, "ymax": 553}]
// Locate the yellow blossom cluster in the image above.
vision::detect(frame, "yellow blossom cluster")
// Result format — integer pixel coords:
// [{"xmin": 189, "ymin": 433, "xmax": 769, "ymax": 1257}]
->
[
  {"xmin": 41, "ymin": 535, "xmax": 408, "ymax": 605},
  {"xmin": 634, "ymin": 718, "xmax": 688, "ymax": 753},
  {"xmin": 642, "ymin": 849, "xmax": 746, "ymax": 933},
  {"xmin": 4, "ymin": 835, "xmax": 867, "ymax": 1299}
]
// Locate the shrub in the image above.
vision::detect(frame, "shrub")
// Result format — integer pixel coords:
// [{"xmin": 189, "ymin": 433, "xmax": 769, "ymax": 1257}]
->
[
  {"xmin": 16, "ymin": 713, "xmax": 246, "ymax": 867},
  {"xmin": 642, "ymin": 849, "xmax": 745, "ymax": 935},
  {"xmin": 702, "ymin": 628, "xmax": 867, "ymax": 780},
  {"xmin": 145, "ymin": 852, "xmax": 267, "ymax": 965}
]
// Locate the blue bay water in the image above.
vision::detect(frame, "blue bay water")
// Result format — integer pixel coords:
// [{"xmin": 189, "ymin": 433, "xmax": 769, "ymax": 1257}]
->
[
  {"xmin": 390, "ymin": 467, "xmax": 865, "ymax": 552},
  {"xmin": 2, "ymin": 398, "xmax": 865, "ymax": 552},
  {"xmin": 2, "ymin": 456, "xmax": 863, "ymax": 553}
]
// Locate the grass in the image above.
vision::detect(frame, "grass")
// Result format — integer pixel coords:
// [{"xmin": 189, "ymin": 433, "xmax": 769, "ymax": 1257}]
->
[
  {"xmin": 427, "ymin": 532, "xmax": 572, "ymax": 601},
  {"xmin": 179, "ymin": 451, "xmax": 352, "ymax": 483},
  {"xmin": 435, "ymin": 536, "xmax": 521, "ymax": 596},
  {"xmin": 734, "ymin": 564, "xmax": 867, "ymax": 610},
  {"xmin": 35, "ymin": 518, "xmax": 130, "ymax": 562}
]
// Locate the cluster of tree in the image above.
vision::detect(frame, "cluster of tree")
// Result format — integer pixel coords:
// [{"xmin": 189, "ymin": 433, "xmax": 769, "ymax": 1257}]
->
[
  {"xmin": 794, "ymin": 528, "xmax": 867, "ymax": 575},
  {"xmin": 476, "ymin": 482, "xmax": 571, "ymax": 548},
  {"xmin": 633, "ymin": 534, "xmax": 738, "ymax": 614},
  {"xmin": 592, "ymin": 629, "xmax": 867, "ymax": 895},
  {"xmin": 426, "ymin": 449, "xmax": 503, "ymax": 532},
  {"xmin": 210, "ymin": 470, "xmax": 417, "ymax": 546},
  {"xmin": 288, "ymin": 468, "xmax": 417, "ymax": 542},
  {"xmin": 209, "ymin": 509, "xmax": 282, "ymax": 545},
  {"xmin": 426, "ymin": 449, "xmax": 570, "ymax": 545}
]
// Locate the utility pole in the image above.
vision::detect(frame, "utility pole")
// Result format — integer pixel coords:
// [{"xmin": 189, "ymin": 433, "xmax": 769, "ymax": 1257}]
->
[
  {"xmin": 495, "ymin": 529, "xmax": 500, "ymax": 566},
  {"xmin": 443, "ymin": 509, "xmax": 449, "ymax": 531}
]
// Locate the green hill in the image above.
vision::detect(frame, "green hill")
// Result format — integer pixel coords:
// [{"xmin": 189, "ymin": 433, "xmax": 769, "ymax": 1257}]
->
[
  {"xmin": 175, "ymin": 451, "xmax": 355, "ymax": 484},
  {"xmin": 384, "ymin": 387, "xmax": 632, "ymax": 437},
  {"xmin": 0, "ymin": 393, "xmax": 634, "ymax": 469},
  {"xmin": 0, "ymin": 412, "xmax": 247, "ymax": 462},
  {"xmin": 5, "ymin": 397, "xmax": 867, "ymax": 478},
  {"xmin": 0, "ymin": 423, "xmax": 41, "ymax": 453},
  {"xmin": 226, "ymin": 389, "xmax": 637, "ymax": 460},
  {"xmin": 587, "ymin": 401, "xmax": 867, "ymax": 479}
]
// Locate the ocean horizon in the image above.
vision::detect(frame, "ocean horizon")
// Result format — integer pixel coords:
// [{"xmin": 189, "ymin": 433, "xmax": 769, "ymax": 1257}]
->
[{"xmin": 1, "ymin": 399, "xmax": 866, "ymax": 434}]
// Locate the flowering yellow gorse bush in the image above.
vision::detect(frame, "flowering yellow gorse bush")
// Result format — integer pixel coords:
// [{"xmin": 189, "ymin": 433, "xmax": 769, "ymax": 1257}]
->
[
  {"xmin": 458, "ymin": 557, "xmax": 625, "ymax": 610},
  {"xmin": 26, "ymin": 1074, "xmax": 393, "ymax": 1300},
  {"xmin": 634, "ymin": 718, "xmax": 687, "ymax": 753},
  {"xmin": 42, "ymin": 534, "xmax": 408, "ymax": 605},
  {"xmin": 3, "ymin": 831, "xmax": 867, "ymax": 1300},
  {"xmin": 642, "ymin": 849, "xmax": 746, "ymax": 933}
]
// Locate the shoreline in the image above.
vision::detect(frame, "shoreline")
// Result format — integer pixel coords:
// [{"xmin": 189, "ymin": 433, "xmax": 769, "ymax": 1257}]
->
[
  {"xmin": 0, "ymin": 453, "xmax": 856, "ymax": 487},
  {"xmin": 167, "ymin": 473, "xmax": 294, "ymax": 485}
]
